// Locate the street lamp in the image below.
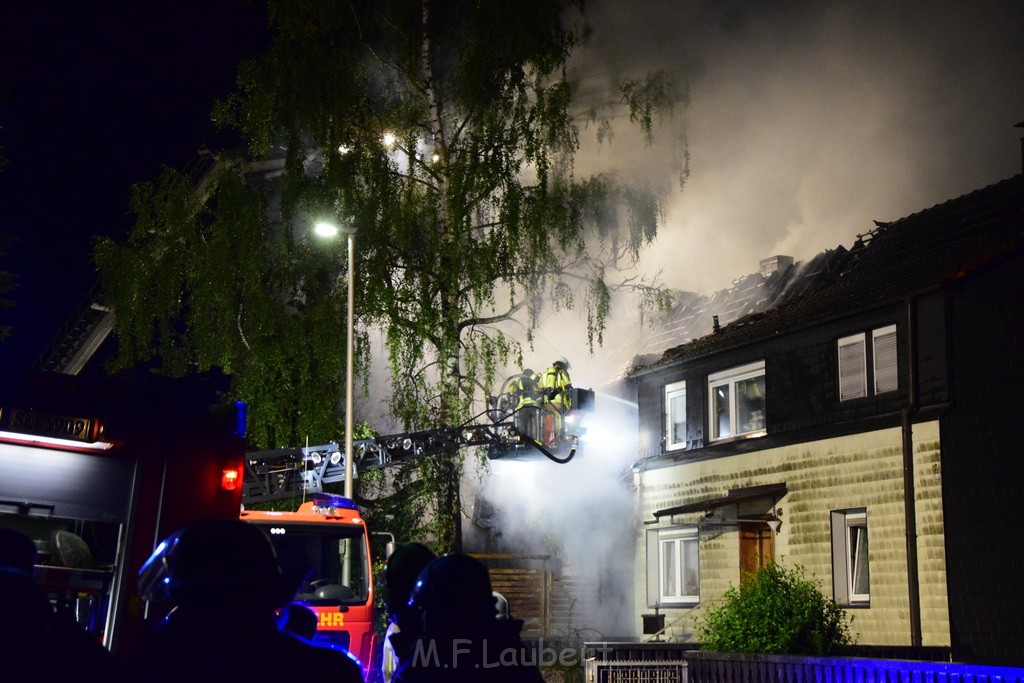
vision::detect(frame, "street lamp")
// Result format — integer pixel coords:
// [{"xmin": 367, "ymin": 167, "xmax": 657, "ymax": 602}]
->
[{"xmin": 314, "ymin": 221, "xmax": 357, "ymax": 499}]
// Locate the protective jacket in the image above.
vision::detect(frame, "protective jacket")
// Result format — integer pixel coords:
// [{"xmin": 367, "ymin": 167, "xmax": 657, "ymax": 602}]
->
[
  {"xmin": 510, "ymin": 370, "xmax": 541, "ymax": 410},
  {"xmin": 541, "ymin": 364, "xmax": 572, "ymax": 413}
]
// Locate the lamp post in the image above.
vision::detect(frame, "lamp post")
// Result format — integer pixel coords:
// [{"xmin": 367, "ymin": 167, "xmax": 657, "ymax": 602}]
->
[{"xmin": 314, "ymin": 221, "xmax": 357, "ymax": 499}]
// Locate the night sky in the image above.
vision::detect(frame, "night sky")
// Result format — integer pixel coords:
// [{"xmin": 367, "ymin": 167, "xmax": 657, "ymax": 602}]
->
[
  {"xmin": 1, "ymin": 1, "xmax": 1022, "ymax": 401},
  {"xmin": 0, "ymin": 1, "xmax": 270, "ymax": 398}
]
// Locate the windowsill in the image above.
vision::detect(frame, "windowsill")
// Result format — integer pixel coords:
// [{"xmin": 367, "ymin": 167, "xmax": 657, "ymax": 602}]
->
[
  {"xmin": 840, "ymin": 601, "xmax": 871, "ymax": 609},
  {"xmin": 657, "ymin": 600, "xmax": 700, "ymax": 608},
  {"xmin": 709, "ymin": 430, "xmax": 767, "ymax": 445}
]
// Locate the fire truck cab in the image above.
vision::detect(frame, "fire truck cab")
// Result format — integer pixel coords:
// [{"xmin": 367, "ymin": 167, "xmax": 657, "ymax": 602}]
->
[
  {"xmin": 240, "ymin": 492, "xmax": 376, "ymax": 672},
  {"xmin": 0, "ymin": 372, "xmax": 247, "ymax": 658}
]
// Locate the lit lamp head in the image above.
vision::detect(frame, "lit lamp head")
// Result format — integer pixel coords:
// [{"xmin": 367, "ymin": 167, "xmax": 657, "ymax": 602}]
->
[
  {"xmin": 314, "ymin": 221, "xmax": 340, "ymax": 238},
  {"xmin": 313, "ymin": 221, "xmax": 357, "ymax": 240}
]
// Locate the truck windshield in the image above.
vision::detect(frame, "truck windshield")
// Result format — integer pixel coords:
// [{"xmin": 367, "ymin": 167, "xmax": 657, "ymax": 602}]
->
[{"xmin": 254, "ymin": 522, "xmax": 369, "ymax": 605}]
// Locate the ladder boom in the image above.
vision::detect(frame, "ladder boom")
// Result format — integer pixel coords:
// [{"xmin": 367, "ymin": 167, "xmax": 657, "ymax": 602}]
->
[{"xmin": 243, "ymin": 421, "xmax": 526, "ymax": 503}]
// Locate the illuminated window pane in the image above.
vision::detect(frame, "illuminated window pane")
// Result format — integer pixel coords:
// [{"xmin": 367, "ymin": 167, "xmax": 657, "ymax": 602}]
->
[
  {"xmin": 708, "ymin": 361, "xmax": 765, "ymax": 441},
  {"xmin": 664, "ymin": 381, "xmax": 687, "ymax": 450}
]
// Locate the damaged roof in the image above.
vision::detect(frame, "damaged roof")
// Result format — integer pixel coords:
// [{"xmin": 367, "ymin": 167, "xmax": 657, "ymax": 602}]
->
[{"xmin": 632, "ymin": 174, "xmax": 1024, "ymax": 375}]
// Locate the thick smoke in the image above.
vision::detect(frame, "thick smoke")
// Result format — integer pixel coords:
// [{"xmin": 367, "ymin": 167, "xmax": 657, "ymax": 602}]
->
[
  {"xmin": 460, "ymin": 0, "xmax": 1024, "ymax": 638},
  {"xmin": 467, "ymin": 388, "xmax": 639, "ymax": 637},
  {"xmin": 574, "ymin": 0, "xmax": 1024, "ymax": 294}
]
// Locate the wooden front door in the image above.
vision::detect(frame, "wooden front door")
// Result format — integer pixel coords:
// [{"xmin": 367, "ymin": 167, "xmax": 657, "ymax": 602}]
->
[{"xmin": 739, "ymin": 522, "xmax": 774, "ymax": 582}]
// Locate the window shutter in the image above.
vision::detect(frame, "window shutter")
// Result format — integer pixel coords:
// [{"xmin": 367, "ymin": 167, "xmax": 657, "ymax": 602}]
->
[
  {"xmin": 830, "ymin": 511, "xmax": 849, "ymax": 604},
  {"xmin": 838, "ymin": 335, "xmax": 866, "ymax": 401},
  {"xmin": 873, "ymin": 326, "xmax": 898, "ymax": 394},
  {"xmin": 646, "ymin": 528, "xmax": 661, "ymax": 607}
]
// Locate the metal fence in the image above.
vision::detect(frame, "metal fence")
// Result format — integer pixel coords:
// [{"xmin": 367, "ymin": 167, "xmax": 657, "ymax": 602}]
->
[
  {"xmin": 585, "ymin": 643, "xmax": 692, "ymax": 683},
  {"xmin": 584, "ymin": 644, "xmax": 1024, "ymax": 683},
  {"xmin": 685, "ymin": 650, "xmax": 1024, "ymax": 683}
]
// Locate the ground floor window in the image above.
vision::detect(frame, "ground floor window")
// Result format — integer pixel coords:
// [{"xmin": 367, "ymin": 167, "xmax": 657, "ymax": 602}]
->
[
  {"xmin": 646, "ymin": 526, "xmax": 699, "ymax": 607},
  {"xmin": 831, "ymin": 509, "xmax": 869, "ymax": 605}
]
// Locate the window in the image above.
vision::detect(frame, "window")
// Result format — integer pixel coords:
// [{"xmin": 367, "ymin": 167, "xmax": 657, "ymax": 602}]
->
[
  {"xmin": 707, "ymin": 361, "xmax": 766, "ymax": 441},
  {"xmin": 873, "ymin": 326, "xmax": 897, "ymax": 394},
  {"xmin": 646, "ymin": 526, "xmax": 699, "ymax": 607},
  {"xmin": 838, "ymin": 325, "xmax": 897, "ymax": 401},
  {"xmin": 665, "ymin": 381, "xmax": 687, "ymax": 451},
  {"xmin": 831, "ymin": 509, "xmax": 869, "ymax": 605}
]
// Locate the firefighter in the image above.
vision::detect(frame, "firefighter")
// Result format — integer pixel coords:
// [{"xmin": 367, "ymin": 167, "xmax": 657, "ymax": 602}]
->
[
  {"xmin": 539, "ymin": 357, "xmax": 572, "ymax": 446},
  {"xmin": 126, "ymin": 519, "xmax": 363, "ymax": 682},
  {"xmin": 382, "ymin": 542, "xmax": 437, "ymax": 683},
  {"xmin": 394, "ymin": 554, "xmax": 544, "ymax": 683},
  {"xmin": 541, "ymin": 357, "xmax": 573, "ymax": 413},
  {"xmin": 511, "ymin": 368, "xmax": 542, "ymax": 410},
  {"xmin": 507, "ymin": 368, "xmax": 542, "ymax": 439}
]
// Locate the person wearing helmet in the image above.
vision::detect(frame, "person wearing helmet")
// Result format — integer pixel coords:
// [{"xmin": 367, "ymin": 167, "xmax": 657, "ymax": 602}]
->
[
  {"xmin": 382, "ymin": 542, "xmax": 437, "ymax": 683},
  {"xmin": 124, "ymin": 519, "xmax": 363, "ymax": 682},
  {"xmin": 539, "ymin": 357, "xmax": 573, "ymax": 446},
  {"xmin": 393, "ymin": 554, "xmax": 543, "ymax": 683},
  {"xmin": 504, "ymin": 368, "xmax": 542, "ymax": 441},
  {"xmin": 541, "ymin": 357, "xmax": 572, "ymax": 413}
]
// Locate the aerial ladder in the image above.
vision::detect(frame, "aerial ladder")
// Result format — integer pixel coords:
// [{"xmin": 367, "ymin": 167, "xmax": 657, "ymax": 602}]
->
[{"xmin": 242, "ymin": 386, "xmax": 595, "ymax": 504}]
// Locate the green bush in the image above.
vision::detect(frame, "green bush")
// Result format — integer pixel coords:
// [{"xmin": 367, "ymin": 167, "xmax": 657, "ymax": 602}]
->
[{"xmin": 696, "ymin": 563, "xmax": 853, "ymax": 655}]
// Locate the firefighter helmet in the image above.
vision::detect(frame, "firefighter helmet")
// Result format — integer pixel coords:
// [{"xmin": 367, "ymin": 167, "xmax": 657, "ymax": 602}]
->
[
  {"xmin": 139, "ymin": 519, "xmax": 298, "ymax": 610},
  {"xmin": 407, "ymin": 554, "xmax": 495, "ymax": 632},
  {"xmin": 553, "ymin": 356, "xmax": 570, "ymax": 370},
  {"xmin": 384, "ymin": 542, "xmax": 436, "ymax": 622},
  {"xmin": 493, "ymin": 591, "xmax": 510, "ymax": 619}
]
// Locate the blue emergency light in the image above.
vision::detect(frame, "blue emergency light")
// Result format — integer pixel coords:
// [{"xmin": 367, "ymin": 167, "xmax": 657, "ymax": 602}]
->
[
  {"xmin": 233, "ymin": 401, "xmax": 248, "ymax": 437},
  {"xmin": 311, "ymin": 492, "xmax": 358, "ymax": 511}
]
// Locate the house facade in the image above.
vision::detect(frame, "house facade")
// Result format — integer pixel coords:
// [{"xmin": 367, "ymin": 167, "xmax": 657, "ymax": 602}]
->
[{"xmin": 628, "ymin": 175, "xmax": 1024, "ymax": 665}]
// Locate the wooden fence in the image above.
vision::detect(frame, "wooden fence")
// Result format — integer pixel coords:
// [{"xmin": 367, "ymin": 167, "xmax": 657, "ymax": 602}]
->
[{"xmin": 473, "ymin": 553, "xmax": 552, "ymax": 637}]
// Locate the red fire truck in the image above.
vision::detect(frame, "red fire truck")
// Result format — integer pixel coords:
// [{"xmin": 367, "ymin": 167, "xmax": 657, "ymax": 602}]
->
[
  {"xmin": 0, "ymin": 372, "xmax": 247, "ymax": 658},
  {"xmin": 241, "ymin": 492, "xmax": 378, "ymax": 671}
]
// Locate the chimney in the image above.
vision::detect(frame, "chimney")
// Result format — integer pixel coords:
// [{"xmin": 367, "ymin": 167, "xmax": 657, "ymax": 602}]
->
[
  {"xmin": 1017, "ymin": 120, "xmax": 1024, "ymax": 174},
  {"xmin": 759, "ymin": 255, "xmax": 794, "ymax": 277}
]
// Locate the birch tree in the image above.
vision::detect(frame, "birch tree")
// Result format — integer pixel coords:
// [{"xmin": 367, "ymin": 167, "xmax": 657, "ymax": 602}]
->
[{"xmin": 94, "ymin": 0, "xmax": 683, "ymax": 551}]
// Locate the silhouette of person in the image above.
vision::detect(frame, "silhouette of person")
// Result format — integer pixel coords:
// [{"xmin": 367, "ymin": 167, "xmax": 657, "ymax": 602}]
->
[
  {"xmin": 278, "ymin": 601, "xmax": 320, "ymax": 640},
  {"xmin": 0, "ymin": 564, "xmax": 52, "ymax": 679},
  {"xmin": 382, "ymin": 542, "xmax": 437, "ymax": 683},
  {"xmin": 0, "ymin": 528, "xmax": 38, "ymax": 574},
  {"xmin": 123, "ymin": 519, "xmax": 363, "ymax": 682},
  {"xmin": 393, "ymin": 554, "xmax": 544, "ymax": 683},
  {"xmin": 0, "ymin": 527, "xmax": 116, "ymax": 680}
]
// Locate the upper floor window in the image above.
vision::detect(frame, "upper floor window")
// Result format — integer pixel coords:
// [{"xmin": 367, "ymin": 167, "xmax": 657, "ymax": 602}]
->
[
  {"xmin": 831, "ymin": 509, "xmax": 869, "ymax": 605},
  {"xmin": 664, "ymin": 381, "xmax": 687, "ymax": 451},
  {"xmin": 708, "ymin": 361, "xmax": 766, "ymax": 441},
  {"xmin": 837, "ymin": 324, "xmax": 897, "ymax": 401},
  {"xmin": 646, "ymin": 526, "xmax": 699, "ymax": 607}
]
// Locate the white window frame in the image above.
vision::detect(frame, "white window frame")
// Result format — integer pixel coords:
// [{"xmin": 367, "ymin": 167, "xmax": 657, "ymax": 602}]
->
[
  {"xmin": 707, "ymin": 360, "xmax": 766, "ymax": 442},
  {"xmin": 646, "ymin": 526, "xmax": 699, "ymax": 607},
  {"xmin": 831, "ymin": 509, "xmax": 869, "ymax": 605},
  {"xmin": 837, "ymin": 325, "xmax": 897, "ymax": 402},
  {"xmin": 664, "ymin": 380, "xmax": 687, "ymax": 451}
]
